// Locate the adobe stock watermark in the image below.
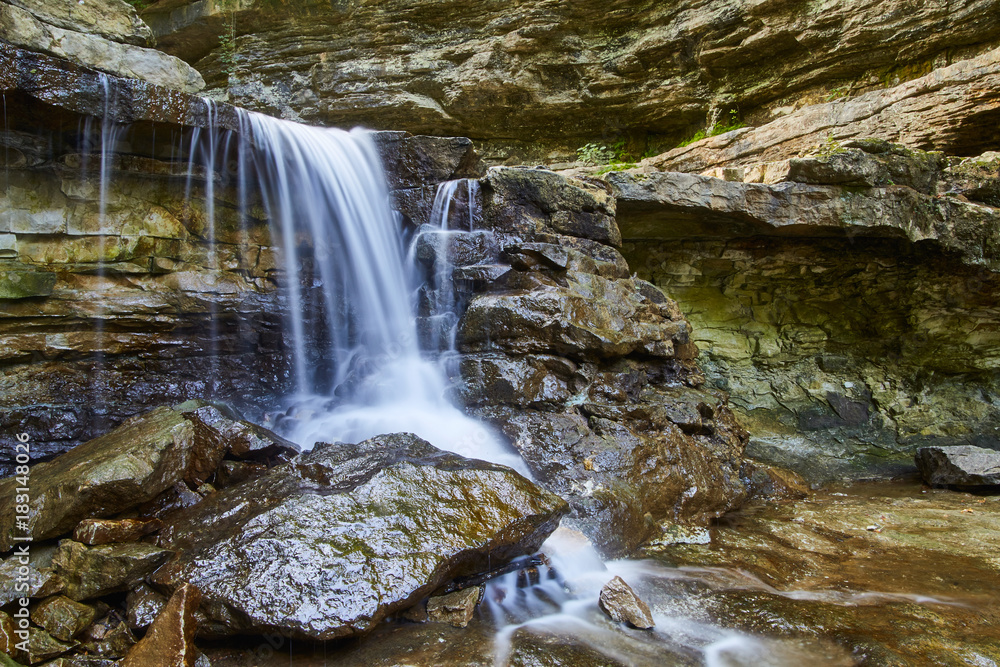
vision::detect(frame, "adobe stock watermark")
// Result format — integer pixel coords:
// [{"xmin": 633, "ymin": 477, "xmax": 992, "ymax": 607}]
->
[{"xmin": 10, "ymin": 431, "xmax": 32, "ymax": 654}]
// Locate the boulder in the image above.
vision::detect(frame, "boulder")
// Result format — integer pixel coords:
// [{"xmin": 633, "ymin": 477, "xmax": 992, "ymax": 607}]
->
[
  {"xmin": 30, "ymin": 596, "xmax": 96, "ymax": 642},
  {"xmin": 126, "ymin": 583, "xmax": 168, "ymax": 631},
  {"xmin": 151, "ymin": 433, "xmax": 567, "ymax": 640},
  {"xmin": 425, "ymin": 587, "xmax": 482, "ymax": 628},
  {"xmin": 120, "ymin": 583, "xmax": 202, "ymax": 667},
  {"xmin": 598, "ymin": 576, "xmax": 654, "ymax": 630},
  {"xmin": 25, "ymin": 625, "xmax": 75, "ymax": 663},
  {"xmin": 916, "ymin": 445, "xmax": 1000, "ymax": 487},
  {"xmin": 0, "ymin": 405, "xmax": 224, "ymax": 551},
  {"xmin": 52, "ymin": 541, "xmax": 173, "ymax": 602}
]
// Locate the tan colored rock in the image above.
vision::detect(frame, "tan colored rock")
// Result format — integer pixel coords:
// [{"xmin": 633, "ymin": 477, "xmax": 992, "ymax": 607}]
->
[
  {"xmin": 72, "ymin": 518, "xmax": 163, "ymax": 546},
  {"xmin": 147, "ymin": 0, "xmax": 1000, "ymax": 160},
  {"xmin": 647, "ymin": 47, "xmax": 1000, "ymax": 173},
  {"xmin": 0, "ymin": 3, "xmax": 204, "ymax": 93},
  {"xmin": 426, "ymin": 586, "xmax": 482, "ymax": 628},
  {"xmin": 598, "ymin": 576, "xmax": 654, "ymax": 629},
  {"xmin": 120, "ymin": 583, "xmax": 202, "ymax": 667}
]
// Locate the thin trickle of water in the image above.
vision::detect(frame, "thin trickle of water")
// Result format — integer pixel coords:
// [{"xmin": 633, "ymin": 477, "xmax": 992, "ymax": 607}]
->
[{"xmin": 92, "ymin": 75, "xmax": 129, "ymax": 431}]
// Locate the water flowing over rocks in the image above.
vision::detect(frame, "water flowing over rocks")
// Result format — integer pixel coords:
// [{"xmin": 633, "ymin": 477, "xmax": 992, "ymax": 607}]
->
[
  {"xmin": 151, "ymin": 432, "xmax": 567, "ymax": 640},
  {"xmin": 598, "ymin": 576, "xmax": 655, "ymax": 630},
  {"xmin": 0, "ymin": 44, "xmax": 481, "ymax": 469}
]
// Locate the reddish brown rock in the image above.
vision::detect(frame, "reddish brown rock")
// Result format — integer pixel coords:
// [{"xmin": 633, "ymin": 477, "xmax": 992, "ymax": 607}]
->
[{"xmin": 120, "ymin": 583, "xmax": 202, "ymax": 667}]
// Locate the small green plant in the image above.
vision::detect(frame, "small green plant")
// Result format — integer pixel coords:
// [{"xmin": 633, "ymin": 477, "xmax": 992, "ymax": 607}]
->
[
  {"xmin": 124, "ymin": 0, "xmax": 153, "ymax": 9},
  {"xmin": 218, "ymin": 13, "xmax": 240, "ymax": 77},
  {"xmin": 676, "ymin": 109, "xmax": 745, "ymax": 148}
]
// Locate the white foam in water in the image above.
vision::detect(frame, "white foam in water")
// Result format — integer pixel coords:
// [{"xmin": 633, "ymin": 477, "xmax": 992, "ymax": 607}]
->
[{"xmin": 239, "ymin": 112, "xmax": 527, "ymax": 475}]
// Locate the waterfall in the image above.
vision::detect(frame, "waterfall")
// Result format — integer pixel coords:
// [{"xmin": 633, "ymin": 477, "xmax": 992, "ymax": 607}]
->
[{"xmin": 238, "ymin": 112, "xmax": 526, "ymax": 473}]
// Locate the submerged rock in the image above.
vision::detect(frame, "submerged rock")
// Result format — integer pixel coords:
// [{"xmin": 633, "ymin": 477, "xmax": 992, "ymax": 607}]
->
[
  {"xmin": 120, "ymin": 583, "xmax": 202, "ymax": 667},
  {"xmin": 916, "ymin": 445, "xmax": 1000, "ymax": 488},
  {"xmin": 598, "ymin": 576, "xmax": 655, "ymax": 630},
  {"xmin": 152, "ymin": 433, "xmax": 567, "ymax": 640}
]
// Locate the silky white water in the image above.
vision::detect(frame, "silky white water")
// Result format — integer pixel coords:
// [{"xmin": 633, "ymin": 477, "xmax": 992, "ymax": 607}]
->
[{"xmin": 237, "ymin": 112, "xmax": 527, "ymax": 474}]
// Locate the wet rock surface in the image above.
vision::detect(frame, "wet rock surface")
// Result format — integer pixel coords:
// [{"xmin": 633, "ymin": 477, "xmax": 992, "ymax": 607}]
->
[
  {"xmin": 647, "ymin": 481, "xmax": 1000, "ymax": 665},
  {"xmin": 120, "ymin": 583, "xmax": 201, "ymax": 667},
  {"xmin": 30, "ymin": 596, "xmax": 96, "ymax": 642},
  {"xmin": 454, "ymin": 167, "xmax": 750, "ymax": 555},
  {"xmin": 425, "ymin": 587, "xmax": 483, "ymax": 629},
  {"xmin": 0, "ymin": 403, "xmax": 232, "ymax": 549},
  {"xmin": 151, "ymin": 433, "xmax": 567, "ymax": 640},
  {"xmin": 52, "ymin": 540, "xmax": 172, "ymax": 602},
  {"xmin": 598, "ymin": 577, "xmax": 654, "ymax": 630},
  {"xmin": 916, "ymin": 445, "xmax": 1000, "ymax": 488}
]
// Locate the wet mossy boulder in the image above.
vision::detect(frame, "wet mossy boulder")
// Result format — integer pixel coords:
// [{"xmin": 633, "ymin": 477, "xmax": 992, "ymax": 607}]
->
[
  {"xmin": 151, "ymin": 432, "xmax": 567, "ymax": 640},
  {"xmin": 0, "ymin": 401, "xmax": 294, "ymax": 551}
]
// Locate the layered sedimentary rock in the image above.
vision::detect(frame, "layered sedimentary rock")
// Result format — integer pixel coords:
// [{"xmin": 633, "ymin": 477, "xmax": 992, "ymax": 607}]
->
[
  {"xmin": 613, "ymin": 144, "xmax": 1000, "ymax": 481},
  {"xmin": 0, "ymin": 0, "xmax": 204, "ymax": 92},
  {"xmin": 646, "ymin": 46, "xmax": 1000, "ymax": 173},
  {"xmin": 0, "ymin": 45, "xmax": 478, "ymax": 467},
  {"xmin": 143, "ymin": 0, "xmax": 1000, "ymax": 161},
  {"xmin": 450, "ymin": 167, "xmax": 750, "ymax": 555}
]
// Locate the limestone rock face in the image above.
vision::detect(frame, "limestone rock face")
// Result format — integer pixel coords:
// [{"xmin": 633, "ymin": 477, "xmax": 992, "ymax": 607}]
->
[
  {"xmin": 0, "ymin": 46, "xmax": 482, "ymax": 468},
  {"xmin": 646, "ymin": 46, "xmax": 1000, "ymax": 173},
  {"xmin": 616, "ymin": 141, "xmax": 1000, "ymax": 481},
  {"xmin": 151, "ymin": 433, "xmax": 567, "ymax": 640},
  {"xmin": 146, "ymin": 0, "xmax": 1000, "ymax": 161},
  {"xmin": 450, "ymin": 168, "xmax": 749, "ymax": 555},
  {"xmin": 916, "ymin": 445, "xmax": 1000, "ymax": 488},
  {"xmin": 0, "ymin": 0, "xmax": 204, "ymax": 92}
]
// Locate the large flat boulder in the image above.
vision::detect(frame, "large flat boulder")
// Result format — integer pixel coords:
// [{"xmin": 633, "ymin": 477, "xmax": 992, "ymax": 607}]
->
[
  {"xmin": 916, "ymin": 445, "xmax": 1000, "ymax": 487},
  {"xmin": 150, "ymin": 433, "xmax": 567, "ymax": 640}
]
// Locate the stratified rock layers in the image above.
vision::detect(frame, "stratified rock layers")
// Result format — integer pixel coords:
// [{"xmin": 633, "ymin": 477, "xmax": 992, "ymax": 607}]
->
[
  {"xmin": 614, "ymin": 145, "xmax": 1000, "ymax": 481},
  {"xmin": 145, "ymin": 0, "xmax": 1000, "ymax": 160}
]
